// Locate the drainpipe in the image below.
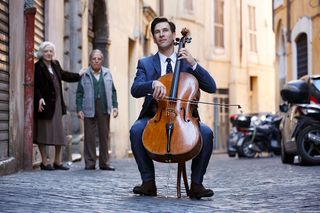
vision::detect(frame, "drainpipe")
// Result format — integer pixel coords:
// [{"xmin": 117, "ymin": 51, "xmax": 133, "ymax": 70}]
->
[
  {"xmin": 159, "ymin": 0, "xmax": 163, "ymax": 16},
  {"xmin": 23, "ymin": 7, "xmax": 36, "ymax": 170},
  {"xmin": 287, "ymin": 0, "xmax": 291, "ymax": 42}
]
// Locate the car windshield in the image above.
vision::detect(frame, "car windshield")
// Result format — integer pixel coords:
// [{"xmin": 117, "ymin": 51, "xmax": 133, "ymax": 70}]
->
[{"xmin": 313, "ymin": 79, "xmax": 320, "ymax": 91}]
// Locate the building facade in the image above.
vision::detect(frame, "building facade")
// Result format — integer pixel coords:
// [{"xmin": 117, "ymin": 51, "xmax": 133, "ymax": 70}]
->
[
  {"xmin": 0, "ymin": 0, "xmax": 276, "ymax": 175},
  {"xmin": 273, "ymin": 0, "xmax": 320, "ymax": 106},
  {"xmin": 165, "ymin": 0, "xmax": 276, "ymax": 150}
]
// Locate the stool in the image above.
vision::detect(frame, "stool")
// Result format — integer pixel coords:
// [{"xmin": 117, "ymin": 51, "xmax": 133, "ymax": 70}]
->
[{"xmin": 177, "ymin": 162, "xmax": 190, "ymax": 198}]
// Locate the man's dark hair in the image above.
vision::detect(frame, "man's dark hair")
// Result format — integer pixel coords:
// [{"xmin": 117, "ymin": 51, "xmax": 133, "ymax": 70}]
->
[{"xmin": 151, "ymin": 17, "xmax": 176, "ymax": 36}]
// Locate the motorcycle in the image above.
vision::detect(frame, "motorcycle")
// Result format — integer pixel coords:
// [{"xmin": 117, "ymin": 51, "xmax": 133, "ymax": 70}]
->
[
  {"xmin": 236, "ymin": 113, "xmax": 282, "ymax": 158},
  {"xmin": 227, "ymin": 114, "xmax": 244, "ymax": 157},
  {"xmin": 227, "ymin": 113, "xmax": 282, "ymax": 158}
]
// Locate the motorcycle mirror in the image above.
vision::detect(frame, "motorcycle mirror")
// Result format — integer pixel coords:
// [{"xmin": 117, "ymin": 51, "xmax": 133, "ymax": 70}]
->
[{"xmin": 279, "ymin": 103, "xmax": 288, "ymax": 113}]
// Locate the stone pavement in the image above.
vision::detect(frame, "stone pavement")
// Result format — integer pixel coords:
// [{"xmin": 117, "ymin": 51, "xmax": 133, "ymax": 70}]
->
[{"xmin": 0, "ymin": 154, "xmax": 319, "ymax": 213}]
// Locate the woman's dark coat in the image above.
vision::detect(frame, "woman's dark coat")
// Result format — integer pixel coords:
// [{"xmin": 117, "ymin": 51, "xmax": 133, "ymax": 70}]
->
[{"xmin": 34, "ymin": 59, "xmax": 80, "ymax": 120}]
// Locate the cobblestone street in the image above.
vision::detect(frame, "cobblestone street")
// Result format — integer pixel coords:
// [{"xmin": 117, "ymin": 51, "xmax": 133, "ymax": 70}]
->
[{"xmin": 0, "ymin": 154, "xmax": 319, "ymax": 212}]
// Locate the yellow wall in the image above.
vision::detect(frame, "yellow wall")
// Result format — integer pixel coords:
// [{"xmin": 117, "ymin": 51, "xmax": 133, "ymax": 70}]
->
[{"xmin": 274, "ymin": 0, "xmax": 320, "ymax": 107}]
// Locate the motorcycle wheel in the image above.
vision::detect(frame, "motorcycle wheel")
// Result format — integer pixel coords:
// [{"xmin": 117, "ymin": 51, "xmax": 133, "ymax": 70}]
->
[
  {"xmin": 281, "ymin": 139, "xmax": 294, "ymax": 164},
  {"xmin": 297, "ymin": 125, "xmax": 320, "ymax": 165},
  {"xmin": 240, "ymin": 137, "xmax": 256, "ymax": 158}
]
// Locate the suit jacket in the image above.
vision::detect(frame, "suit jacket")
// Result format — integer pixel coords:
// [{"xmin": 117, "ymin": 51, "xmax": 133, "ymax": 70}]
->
[
  {"xmin": 34, "ymin": 59, "xmax": 81, "ymax": 120},
  {"xmin": 131, "ymin": 53, "xmax": 216, "ymax": 120}
]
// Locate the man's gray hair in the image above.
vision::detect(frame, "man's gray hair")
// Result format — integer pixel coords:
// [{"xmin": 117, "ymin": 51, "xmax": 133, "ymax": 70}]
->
[
  {"xmin": 35, "ymin": 41, "xmax": 56, "ymax": 59},
  {"xmin": 89, "ymin": 49, "xmax": 104, "ymax": 60}
]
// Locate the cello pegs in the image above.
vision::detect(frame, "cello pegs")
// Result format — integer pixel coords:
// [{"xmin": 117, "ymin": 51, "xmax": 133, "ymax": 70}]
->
[
  {"xmin": 174, "ymin": 38, "xmax": 180, "ymax": 45},
  {"xmin": 186, "ymin": 38, "xmax": 192, "ymax": 43}
]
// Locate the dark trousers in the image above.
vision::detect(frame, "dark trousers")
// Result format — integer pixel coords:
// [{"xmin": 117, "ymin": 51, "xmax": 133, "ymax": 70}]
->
[
  {"xmin": 130, "ymin": 117, "xmax": 213, "ymax": 184},
  {"xmin": 84, "ymin": 100, "xmax": 110, "ymax": 168}
]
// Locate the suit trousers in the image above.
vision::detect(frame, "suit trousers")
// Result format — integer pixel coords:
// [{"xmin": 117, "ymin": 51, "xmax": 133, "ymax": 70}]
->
[
  {"xmin": 130, "ymin": 117, "xmax": 213, "ymax": 184},
  {"xmin": 84, "ymin": 100, "xmax": 110, "ymax": 168}
]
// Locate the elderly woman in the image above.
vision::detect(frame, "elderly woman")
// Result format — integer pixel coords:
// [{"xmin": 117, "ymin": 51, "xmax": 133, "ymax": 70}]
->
[{"xmin": 34, "ymin": 41, "xmax": 84, "ymax": 170}]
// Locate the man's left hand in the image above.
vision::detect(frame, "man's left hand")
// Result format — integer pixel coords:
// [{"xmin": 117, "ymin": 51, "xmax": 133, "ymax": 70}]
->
[{"xmin": 178, "ymin": 48, "xmax": 197, "ymax": 67}]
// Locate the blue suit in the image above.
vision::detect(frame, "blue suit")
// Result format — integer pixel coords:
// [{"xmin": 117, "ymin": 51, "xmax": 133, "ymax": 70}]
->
[{"xmin": 130, "ymin": 53, "xmax": 216, "ymax": 184}]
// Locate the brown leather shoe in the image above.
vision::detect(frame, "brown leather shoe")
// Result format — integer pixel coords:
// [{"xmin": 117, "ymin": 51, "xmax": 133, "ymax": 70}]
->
[
  {"xmin": 189, "ymin": 182, "xmax": 214, "ymax": 199},
  {"xmin": 133, "ymin": 180, "xmax": 157, "ymax": 196},
  {"xmin": 40, "ymin": 163, "xmax": 54, "ymax": 171},
  {"xmin": 85, "ymin": 166, "xmax": 96, "ymax": 170}
]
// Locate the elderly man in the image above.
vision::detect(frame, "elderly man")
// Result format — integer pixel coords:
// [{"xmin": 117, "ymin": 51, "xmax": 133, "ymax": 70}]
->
[{"xmin": 76, "ymin": 49, "xmax": 118, "ymax": 170}]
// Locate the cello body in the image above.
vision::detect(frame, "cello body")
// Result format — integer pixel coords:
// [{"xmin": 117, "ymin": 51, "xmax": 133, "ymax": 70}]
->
[{"xmin": 142, "ymin": 69, "xmax": 202, "ymax": 163}]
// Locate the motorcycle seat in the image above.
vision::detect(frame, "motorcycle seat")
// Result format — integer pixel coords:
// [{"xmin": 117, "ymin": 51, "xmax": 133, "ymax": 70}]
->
[{"xmin": 256, "ymin": 125, "xmax": 272, "ymax": 134}]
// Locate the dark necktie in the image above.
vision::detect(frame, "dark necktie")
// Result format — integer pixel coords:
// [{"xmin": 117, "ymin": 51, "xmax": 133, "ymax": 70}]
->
[{"xmin": 166, "ymin": 58, "xmax": 173, "ymax": 74}]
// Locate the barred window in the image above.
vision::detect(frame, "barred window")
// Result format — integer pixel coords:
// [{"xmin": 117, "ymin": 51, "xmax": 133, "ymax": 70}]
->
[{"xmin": 296, "ymin": 33, "xmax": 308, "ymax": 79}]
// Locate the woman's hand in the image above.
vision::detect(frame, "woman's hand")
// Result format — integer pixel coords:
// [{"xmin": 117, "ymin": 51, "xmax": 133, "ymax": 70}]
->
[
  {"xmin": 79, "ymin": 67, "xmax": 87, "ymax": 76},
  {"xmin": 113, "ymin": 108, "xmax": 118, "ymax": 118},
  {"xmin": 38, "ymin": 98, "xmax": 46, "ymax": 112}
]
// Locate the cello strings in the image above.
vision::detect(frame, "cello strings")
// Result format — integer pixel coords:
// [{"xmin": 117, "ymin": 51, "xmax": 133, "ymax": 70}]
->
[{"xmin": 146, "ymin": 93, "xmax": 241, "ymax": 109}]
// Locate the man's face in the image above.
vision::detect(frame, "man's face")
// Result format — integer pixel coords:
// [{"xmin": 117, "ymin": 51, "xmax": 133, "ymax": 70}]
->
[
  {"xmin": 90, "ymin": 52, "xmax": 103, "ymax": 71},
  {"xmin": 153, "ymin": 22, "xmax": 176, "ymax": 51}
]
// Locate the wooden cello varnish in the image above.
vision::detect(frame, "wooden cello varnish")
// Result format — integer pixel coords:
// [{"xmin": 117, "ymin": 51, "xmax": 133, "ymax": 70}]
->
[{"xmin": 142, "ymin": 28, "xmax": 202, "ymax": 163}]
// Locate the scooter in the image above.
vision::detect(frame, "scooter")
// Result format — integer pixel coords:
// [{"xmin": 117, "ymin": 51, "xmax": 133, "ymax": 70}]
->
[
  {"xmin": 227, "ymin": 114, "xmax": 248, "ymax": 158},
  {"xmin": 236, "ymin": 114, "xmax": 282, "ymax": 158}
]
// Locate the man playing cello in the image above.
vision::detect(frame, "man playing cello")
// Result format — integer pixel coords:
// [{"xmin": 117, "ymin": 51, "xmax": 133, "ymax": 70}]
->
[{"xmin": 130, "ymin": 17, "xmax": 216, "ymax": 199}]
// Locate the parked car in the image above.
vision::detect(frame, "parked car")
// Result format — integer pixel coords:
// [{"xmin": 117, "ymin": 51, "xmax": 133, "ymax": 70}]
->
[{"xmin": 280, "ymin": 75, "xmax": 320, "ymax": 165}]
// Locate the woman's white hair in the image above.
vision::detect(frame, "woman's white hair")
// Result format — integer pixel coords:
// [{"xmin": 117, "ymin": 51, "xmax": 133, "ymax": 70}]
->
[{"xmin": 35, "ymin": 41, "xmax": 56, "ymax": 59}]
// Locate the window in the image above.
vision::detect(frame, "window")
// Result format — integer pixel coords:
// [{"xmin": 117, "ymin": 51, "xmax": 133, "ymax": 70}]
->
[
  {"xmin": 296, "ymin": 33, "xmax": 308, "ymax": 79},
  {"xmin": 183, "ymin": 0, "xmax": 194, "ymax": 14},
  {"xmin": 248, "ymin": 5, "xmax": 257, "ymax": 52},
  {"xmin": 273, "ymin": 0, "xmax": 284, "ymax": 9},
  {"xmin": 214, "ymin": 0, "xmax": 224, "ymax": 48}
]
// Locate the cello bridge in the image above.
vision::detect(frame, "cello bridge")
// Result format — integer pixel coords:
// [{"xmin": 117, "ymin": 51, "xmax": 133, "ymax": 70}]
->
[{"xmin": 166, "ymin": 109, "xmax": 177, "ymax": 117}]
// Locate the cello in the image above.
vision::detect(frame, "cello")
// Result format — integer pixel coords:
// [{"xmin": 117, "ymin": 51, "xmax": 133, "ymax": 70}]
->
[{"xmin": 142, "ymin": 28, "xmax": 202, "ymax": 164}]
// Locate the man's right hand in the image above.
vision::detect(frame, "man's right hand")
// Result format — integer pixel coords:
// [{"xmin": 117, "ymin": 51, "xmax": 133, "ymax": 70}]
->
[
  {"xmin": 152, "ymin": 80, "xmax": 167, "ymax": 100},
  {"xmin": 77, "ymin": 111, "xmax": 84, "ymax": 120}
]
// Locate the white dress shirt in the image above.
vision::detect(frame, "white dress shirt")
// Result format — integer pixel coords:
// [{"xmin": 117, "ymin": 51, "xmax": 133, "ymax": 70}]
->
[{"xmin": 158, "ymin": 52, "xmax": 177, "ymax": 76}]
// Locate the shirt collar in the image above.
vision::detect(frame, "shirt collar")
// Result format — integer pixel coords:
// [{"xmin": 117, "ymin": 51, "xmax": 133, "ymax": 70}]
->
[
  {"xmin": 158, "ymin": 52, "xmax": 176, "ymax": 64},
  {"xmin": 90, "ymin": 66, "xmax": 101, "ymax": 75}
]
